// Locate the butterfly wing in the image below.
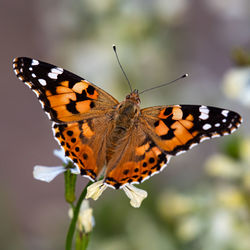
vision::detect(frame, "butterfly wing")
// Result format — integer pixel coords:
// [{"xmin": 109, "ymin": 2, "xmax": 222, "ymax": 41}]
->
[
  {"xmin": 13, "ymin": 57, "xmax": 119, "ymax": 122},
  {"xmin": 104, "ymin": 104, "xmax": 242, "ymax": 189},
  {"xmin": 13, "ymin": 57, "xmax": 118, "ymax": 180},
  {"xmin": 141, "ymin": 105, "xmax": 242, "ymax": 155},
  {"xmin": 104, "ymin": 123, "xmax": 171, "ymax": 189},
  {"xmin": 53, "ymin": 116, "xmax": 115, "ymax": 181}
]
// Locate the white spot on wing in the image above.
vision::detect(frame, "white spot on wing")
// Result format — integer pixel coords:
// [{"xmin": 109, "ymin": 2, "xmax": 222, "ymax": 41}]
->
[
  {"xmin": 51, "ymin": 67, "xmax": 63, "ymax": 74},
  {"xmin": 48, "ymin": 72, "xmax": 58, "ymax": 79},
  {"xmin": 32, "ymin": 73, "xmax": 36, "ymax": 78},
  {"xmin": 199, "ymin": 113, "xmax": 209, "ymax": 120},
  {"xmin": 176, "ymin": 151, "xmax": 185, "ymax": 156},
  {"xmin": 199, "ymin": 105, "xmax": 209, "ymax": 114},
  {"xmin": 81, "ymin": 174, "xmax": 95, "ymax": 182},
  {"xmin": 211, "ymin": 134, "xmax": 220, "ymax": 138},
  {"xmin": 189, "ymin": 143, "xmax": 198, "ymax": 149},
  {"xmin": 29, "ymin": 67, "xmax": 33, "ymax": 71},
  {"xmin": 222, "ymin": 119, "xmax": 226, "ymax": 123},
  {"xmin": 32, "ymin": 89, "xmax": 40, "ymax": 97},
  {"xmin": 222, "ymin": 110, "xmax": 229, "ymax": 117},
  {"xmin": 39, "ymin": 100, "xmax": 45, "ymax": 109},
  {"xmin": 200, "ymin": 137, "xmax": 209, "ymax": 142},
  {"xmin": 31, "ymin": 59, "xmax": 39, "ymax": 66},
  {"xmin": 215, "ymin": 123, "xmax": 220, "ymax": 127},
  {"xmin": 160, "ymin": 162, "xmax": 169, "ymax": 172},
  {"xmin": 203, "ymin": 124, "xmax": 212, "ymax": 130},
  {"xmin": 231, "ymin": 128, "xmax": 237, "ymax": 133},
  {"xmin": 38, "ymin": 79, "xmax": 47, "ymax": 86},
  {"xmin": 24, "ymin": 81, "xmax": 32, "ymax": 88},
  {"xmin": 45, "ymin": 112, "xmax": 51, "ymax": 120},
  {"xmin": 14, "ymin": 69, "xmax": 19, "ymax": 75}
]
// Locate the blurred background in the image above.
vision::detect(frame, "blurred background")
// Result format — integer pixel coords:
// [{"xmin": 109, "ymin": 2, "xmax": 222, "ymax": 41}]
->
[{"xmin": 1, "ymin": 0, "xmax": 250, "ymax": 249}]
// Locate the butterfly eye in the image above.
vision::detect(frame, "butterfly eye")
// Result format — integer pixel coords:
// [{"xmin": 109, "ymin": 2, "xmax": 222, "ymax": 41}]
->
[{"xmin": 126, "ymin": 94, "xmax": 130, "ymax": 99}]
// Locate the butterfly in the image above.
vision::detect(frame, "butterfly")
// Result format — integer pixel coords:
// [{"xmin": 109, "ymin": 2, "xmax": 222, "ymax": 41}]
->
[{"xmin": 13, "ymin": 57, "xmax": 242, "ymax": 189}]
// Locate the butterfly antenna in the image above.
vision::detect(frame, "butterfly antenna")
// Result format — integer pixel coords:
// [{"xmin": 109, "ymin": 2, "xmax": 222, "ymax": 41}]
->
[
  {"xmin": 113, "ymin": 44, "xmax": 133, "ymax": 92},
  {"xmin": 139, "ymin": 74, "xmax": 188, "ymax": 95}
]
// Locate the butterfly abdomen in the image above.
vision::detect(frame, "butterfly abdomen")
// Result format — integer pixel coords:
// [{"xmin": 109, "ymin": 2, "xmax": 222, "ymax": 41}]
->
[{"xmin": 106, "ymin": 100, "xmax": 140, "ymax": 161}]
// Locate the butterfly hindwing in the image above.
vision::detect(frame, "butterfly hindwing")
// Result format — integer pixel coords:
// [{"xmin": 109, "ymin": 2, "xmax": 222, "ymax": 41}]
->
[
  {"xmin": 104, "ymin": 124, "xmax": 171, "ymax": 189},
  {"xmin": 141, "ymin": 105, "xmax": 242, "ymax": 155},
  {"xmin": 53, "ymin": 114, "xmax": 115, "ymax": 181},
  {"xmin": 13, "ymin": 57, "xmax": 118, "ymax": 123}
]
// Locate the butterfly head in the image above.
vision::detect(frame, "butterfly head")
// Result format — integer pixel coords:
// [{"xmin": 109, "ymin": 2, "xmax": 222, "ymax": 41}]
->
[
  {"xmin": 126, "ymin": 89, "xmax": 140, "ymax": 105},
  {"xmin": 116, "ymin": 89, "xmax": 140, "ymax": 119}
]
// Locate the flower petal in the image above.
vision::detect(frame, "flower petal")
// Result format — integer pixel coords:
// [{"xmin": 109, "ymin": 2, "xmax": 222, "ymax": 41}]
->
[
  {"xmin": 86, "ymin": 180, "xmax": 107, "ymax": 200},
  {"xmin": 205, "ymin": 154, "xmax": 242, "ymax": 179},
  {"xmin": 123, "ymin": 184, "xmax": 148, "ymax": 208},
  {"xmin": 222, "ymin": 67, "xmax": 250, "ymax": 107},
  {"xmin": 70, "ymin": 165, "xmax": 80, "ymax": 175},
  {"xmin": 78, "ymin": 200, "xmax": 95, "ymax": 233},
  {"xmin": 53, "ymin": 149, "xmax": 68, "ymax": 164},
  {"xmin": 33, "ymin": 165, "xmax": 66, "ymax": 182}
]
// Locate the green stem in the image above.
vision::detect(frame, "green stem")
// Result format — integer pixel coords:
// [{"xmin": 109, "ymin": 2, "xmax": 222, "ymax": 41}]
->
[
  {"xmin": 64, "ymin": 170, "xmax": 77, "ymax": 204},
  {"xmin": 65, "ymin": 181, "xmax": 90, "ymax": 250}
]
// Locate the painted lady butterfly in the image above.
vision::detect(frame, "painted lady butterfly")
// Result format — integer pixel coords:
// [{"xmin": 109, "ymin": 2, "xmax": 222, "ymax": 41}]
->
[{"xmin": 13, "ymin": 56, "xmax": 242, "ymax": 189}]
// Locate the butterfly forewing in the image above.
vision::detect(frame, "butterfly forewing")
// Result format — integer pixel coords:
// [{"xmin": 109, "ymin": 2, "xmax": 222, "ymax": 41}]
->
[
  {"xmin": 141, "ymin": 105, "xmax": 242, "ymax": 155},
  {"xmin": 13, "ymin": 57, "xmax": 118, "ymax": 123}
]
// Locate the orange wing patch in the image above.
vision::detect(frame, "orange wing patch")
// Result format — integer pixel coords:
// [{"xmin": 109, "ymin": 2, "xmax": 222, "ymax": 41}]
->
[
  {"xmin": 155, "ymin": 120, "xmax": 169, "ymax": 136},
  {"xmin": 135, "ymin": 142, "xmax": 150, "ymax": 156},
  {"xmin": 105, "ymin": 142, "xmax": 169, "ymax": 189},
  {"xmin": 81, "ymin": 122, "xmax": 94, "ymax": 138},
  {"xmin": 72, "ymin": 81, "xmax": 88, "ymax": 93},
  {"xmin": 47, "ymin": 93, "xmax": 76, "ymax": 107},
  {"xmin": 171, "ymin": 121, "xmax": 193, "ymax": 144},
  {"xmin": 153, "ymin": 106, "xmax": 195, "ymax": 152},
  {"xmin": 40, "ymin": 80, "xmax": 99, "ymax": 122},
  {"xmin": 53, "ymin": 122, "xmax": 98, "ymax": 180}
]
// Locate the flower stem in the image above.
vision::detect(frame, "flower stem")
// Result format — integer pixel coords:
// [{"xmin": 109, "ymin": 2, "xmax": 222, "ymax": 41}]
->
[
  {"xmin": 64, "ymin": 170, "xmax": 77, "ymax": 204},
  {"xmin": 75, "ymin": 232, "xmax": 91, "ymax": 250},
  {"xmin": 65, "ymin": 181, "xmax": 90, "ymax": 250}
]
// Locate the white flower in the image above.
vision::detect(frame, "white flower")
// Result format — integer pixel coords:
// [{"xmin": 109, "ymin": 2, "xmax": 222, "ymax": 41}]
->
[
  {"xmin": 86, "ymin": 180, "xmax": 107, "ymax": 200},
  {"xmin": 205, "ymin": 154, "xmax": 242, "ymax": 179},
  {"xmin": 222, "ymin": 67, "xmax": 250, "ymax": 107},
  {"xmin": 86, "ymin": 181, "xmax": 148, "ymax": 208},
  {"xmin": 68, "ymin": 200, "xmax": 95, "ymax": 233},
  {"xmin": 123, "ymin": 184, "xmax": 148, "ymax": 208},
  {"xmin": 53, "ymin": 148, "xmax": 68, "ymax": 164},
  {"xmin": 176, "ymin": 216, "xmax": 202, "ymax": 242},
  {"xmin": 33, "ymin": 149, "xmax": 80, "ymax": 182}
]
